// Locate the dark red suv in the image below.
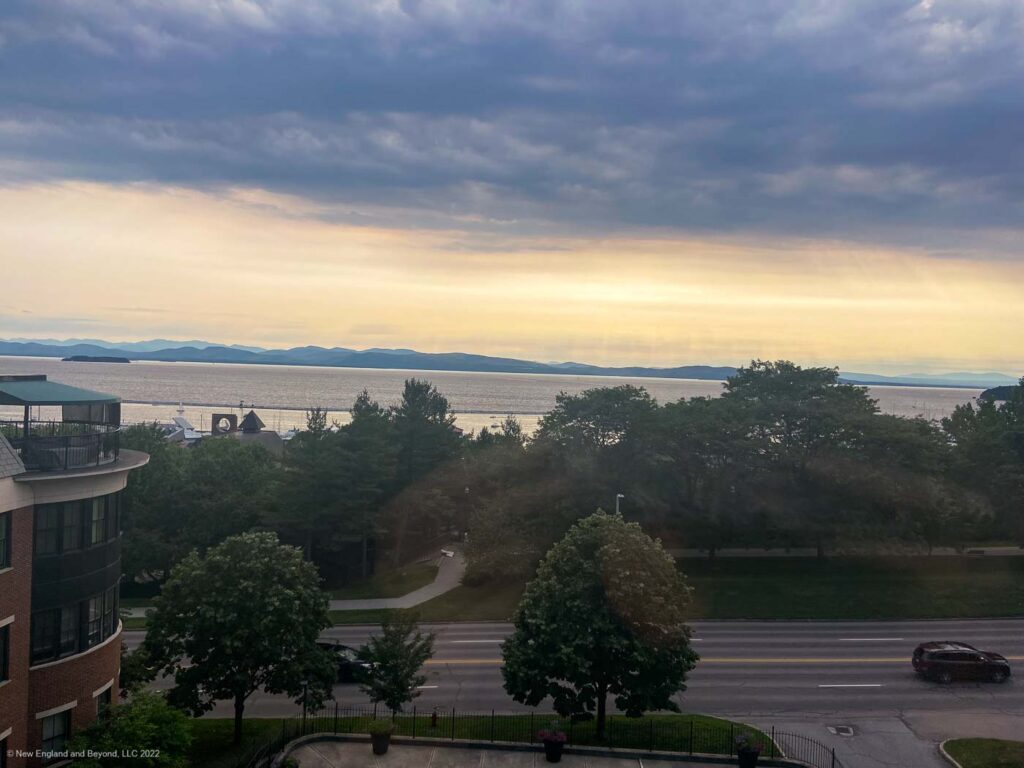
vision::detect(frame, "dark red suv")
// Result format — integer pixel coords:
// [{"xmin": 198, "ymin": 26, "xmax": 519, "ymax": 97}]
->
[{"xmin": 912, "ymin": 641, "xmax": 1011, "ymax": 684}]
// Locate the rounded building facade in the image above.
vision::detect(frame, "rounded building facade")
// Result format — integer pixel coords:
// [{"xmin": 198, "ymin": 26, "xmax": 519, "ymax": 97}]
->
[{"xmin": 1, "ymin": 376, "xmax": 147, "ymax": 768}]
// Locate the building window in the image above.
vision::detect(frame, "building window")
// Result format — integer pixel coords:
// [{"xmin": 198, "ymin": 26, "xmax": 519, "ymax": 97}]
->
[
  {"xmin": 34, "ymin": 506, "xmax": 60, "ymax": 555},
  {"xmin": 62, "ymin": 503, "xmax": 82, "ymax": 551},
  {"xmin": 0, "ymin": 511, "xmax": 10, "ymax": 568},
  {"xmin": 59, "ymin": 606, "xmax": 78, "ymax": 656},
  {"xmin": 86, "ymin": 595, "xmax": 103, "ymax": 647},
  {"xmin": 31, "ymin": 609, "xmax": 60, "ymax": 663},
  {"xmin": 41, "ymin": 710, "xmax": 71, "ymax": 760},
  {"xmin": 104, "ymin": 585, "xmax": 118, "ymax": 637},
  {"xmin": 0, "ymin": 623, "xmax": 9, "ymax": 681},
  {"xmin": 97, "ymin": 687, "xmax": 112, "ymax": 718},
  {"xmin": 89, "ymin": 498, "xmax": 107, "ymax": 546}
]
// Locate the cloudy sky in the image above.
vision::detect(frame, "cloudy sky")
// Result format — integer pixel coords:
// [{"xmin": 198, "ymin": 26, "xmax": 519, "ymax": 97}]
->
[{"xmin": 1, "ymin": 0, "xmax": 1022, "ymax": 373}]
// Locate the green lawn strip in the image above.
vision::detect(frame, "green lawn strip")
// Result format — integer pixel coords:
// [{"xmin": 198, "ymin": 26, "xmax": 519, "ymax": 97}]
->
[
  {"xmin": 123, "ymin": 616, "xmax": 148, "ymax": 631},
  {"xmin": 680, "ymin": 556, "xmax": 1024, "ymax": 620},
  {"xmin": 944, "ymin": 738, "xmax": 1024, "ymax": 768},
  {"xmin": 328, "ymin": 562, "xmax": 438, "ymax": 600},
  {"xmin": 119, "ymin": 597, "xmax": 153, "ymax": 609},
  {"xmin": 188, "ymin": 718, "xmax": 288, "ymax": 768}
]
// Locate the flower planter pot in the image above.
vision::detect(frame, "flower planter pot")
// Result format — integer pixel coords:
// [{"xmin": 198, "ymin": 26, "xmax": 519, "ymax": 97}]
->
[
  {"xmin": 737, "ymin": 747, "xmax": 759, "ymax": 768},
  {"xmin": 371, "ymin": 733, "xmax": 391, "ymax": 755},
  {"xmin": 543, "ymin": 740, "xmax": 564, "ymax": 763}
]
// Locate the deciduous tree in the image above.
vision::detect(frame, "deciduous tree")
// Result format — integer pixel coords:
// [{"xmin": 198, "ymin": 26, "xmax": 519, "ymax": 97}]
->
[
  {"xmin": 144, "ymin": 532, "xmax": 335, "ymax": 745},
  {"xmin": 502, "ymin": 512, "xmax": 698, "ymax": 738}
]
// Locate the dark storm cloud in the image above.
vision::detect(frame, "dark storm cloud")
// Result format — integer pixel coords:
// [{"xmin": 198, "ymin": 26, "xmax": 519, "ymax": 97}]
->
[{"xmin": 1, "ymin": 0, "xmax": 1022, "ymax": 249}]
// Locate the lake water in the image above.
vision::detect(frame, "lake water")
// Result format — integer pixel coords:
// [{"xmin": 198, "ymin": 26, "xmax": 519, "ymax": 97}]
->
[{"xmin": 0, "ymin": 355, "xmax": 983, "ymax": 434}]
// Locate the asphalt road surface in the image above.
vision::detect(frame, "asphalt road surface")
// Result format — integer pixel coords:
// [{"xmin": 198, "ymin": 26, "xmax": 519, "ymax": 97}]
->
[{"xmin": 127, "ymin": 618, "xmax": 1024, "ymax": 717}]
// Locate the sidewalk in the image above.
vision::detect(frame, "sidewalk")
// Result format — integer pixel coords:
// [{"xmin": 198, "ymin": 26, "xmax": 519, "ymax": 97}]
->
[
  {"xmin": 292, "ymin": 741, "xmax": 734, "ymax": 767},
  {"xmin": 122, "ymin": 549, "xmax": 467, "ymax": 619},
  {"xmin": 328, "ymin": 550, "xmax": 466, "ymax": 611}
]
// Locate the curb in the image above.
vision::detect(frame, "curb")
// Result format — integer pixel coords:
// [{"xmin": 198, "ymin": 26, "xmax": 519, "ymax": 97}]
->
[
  {"xmin": 937, "ymin": 740, "xmax": 964, "ymax": 768},
  {"xmin": 270, "ymin": 733, "xmax": 810, "ymax": 767}
]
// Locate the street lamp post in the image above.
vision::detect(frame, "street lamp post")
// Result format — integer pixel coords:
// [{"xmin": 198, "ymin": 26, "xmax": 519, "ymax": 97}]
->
[{"xmin": 615, "ymin": 493, "xmax": 625, "ymax": 514}]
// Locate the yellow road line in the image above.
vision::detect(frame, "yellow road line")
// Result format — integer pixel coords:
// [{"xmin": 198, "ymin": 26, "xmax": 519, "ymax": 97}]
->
[{"xmin": 426, "ymin": 656, "xmax": 1024, "ymax": 666}]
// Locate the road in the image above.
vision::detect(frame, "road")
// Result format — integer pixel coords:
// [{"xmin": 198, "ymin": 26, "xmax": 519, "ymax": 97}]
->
[
  {"xmin": 128, "ymin": 618, "xmax": 1024, "ymax": 767},
  {"xmin": 127, "ymin": 618, "xmax": 1024, "ymax": 715}
]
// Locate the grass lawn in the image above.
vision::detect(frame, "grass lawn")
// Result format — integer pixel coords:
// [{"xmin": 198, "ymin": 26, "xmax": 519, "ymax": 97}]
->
[
  {"xmin": 328, "ymin": 562, "xmax": 438, "ymax": 600},
  {"xmin": 189, "ymin": 718, "xmax": 288, "ymax": 768},
  {"xmin": 680, "ymin": 556, "xmax": 1024, "ymax": 619},
  {"xmin": 944, "ymin": 738, "xmax": 1024, "ymax": 768},
  {"xmin": 328, "ymin": 580, "xmax": 526, "ymax": 625}
]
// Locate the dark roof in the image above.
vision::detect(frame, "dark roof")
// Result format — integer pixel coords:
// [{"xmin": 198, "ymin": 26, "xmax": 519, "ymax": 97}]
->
[
  {"xmin": 0, "ymin": 376, "xmax": 119, "ymax": 406},
  {"xmin": 0, "ymin": 434, "xmax": 25, "ymax": 478},
  {"xmin": 239, "ymin": 410, "xmax": 265, "ymax": 433}
]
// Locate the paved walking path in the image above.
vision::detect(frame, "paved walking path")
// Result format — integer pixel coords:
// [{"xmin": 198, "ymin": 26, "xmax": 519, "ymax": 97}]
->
[
  {"xmin": 122, "ymin": 548, "xmax": 467, "ymax": 618},
  {"xmin": 328, "ymin": 550, "xmax": 466, "ymax": 611},
  {"xmin": 291, "ymin": 742, "xmax": 729, "ymax": 767}
]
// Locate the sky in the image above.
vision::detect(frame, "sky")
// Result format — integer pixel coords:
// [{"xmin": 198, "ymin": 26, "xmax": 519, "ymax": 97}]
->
[{"xmin": 1, "ymin": 1, "xmax": 1022, "ymax": 374}]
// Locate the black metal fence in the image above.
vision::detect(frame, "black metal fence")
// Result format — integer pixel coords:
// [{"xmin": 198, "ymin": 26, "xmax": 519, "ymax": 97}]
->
[
  {"xmin": 0, "ymin": 420, "xmax": 120, "ymax": 471},
  {"xmin": 238, "ymin": 706, "xmax": 844, "ymax": 768}
]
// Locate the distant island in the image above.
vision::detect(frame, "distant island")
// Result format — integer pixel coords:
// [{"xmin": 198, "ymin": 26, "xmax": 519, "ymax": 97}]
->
[
  {"xmin": 1, "ymin": 338, "xmax": 1018, "ymax": 389},
  {"xmin": 62, "ymin": 354, "xmax": 131, "ymax": 363}
]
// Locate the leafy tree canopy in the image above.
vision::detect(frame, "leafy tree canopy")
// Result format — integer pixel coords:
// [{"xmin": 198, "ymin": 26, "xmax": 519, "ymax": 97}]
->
[
  {"xmin": 67, "ymin": 692, "xmax": 191, "ymax": 768},
  {"xmin": 357, "ymin": 613, "xmax": 435, "ymax": 713},
  {"xmin": 502, "ymin": 511, "xmax": 698, "ymax": 737},
  {"xmin": 143, "ymin": 532, "xmax": 334, "ymax": 745}
]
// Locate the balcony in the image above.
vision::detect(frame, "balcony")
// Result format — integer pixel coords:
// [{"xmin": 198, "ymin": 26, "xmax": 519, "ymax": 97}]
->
[
  {"xmin": 0, "ymin": 420, "xmax": 120, "ymax": 471},
  {"xmin": 0, "ymin": 374, "xmax": 123, "ymax": 473}
]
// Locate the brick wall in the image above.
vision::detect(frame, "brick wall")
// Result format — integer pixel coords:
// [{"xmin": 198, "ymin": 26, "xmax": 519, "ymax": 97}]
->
[
  {"xmin": 0, "ymin": 505, "xmax": 34, "ymax": 768},
  {"xmin": 25, "ymin": 626, "xmax": 121, "ymax": 766}
]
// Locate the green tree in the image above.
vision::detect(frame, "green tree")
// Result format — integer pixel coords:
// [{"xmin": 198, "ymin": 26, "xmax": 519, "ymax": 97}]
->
[
  {"xmin": 943, "ymin": 379, "xmax": 1024, "ymax": 543},
  {"xmin": 120, "ymin": 428, "xmax": 282, "ymax": 582},
  {"xmin": 357, "ymin": 613, "xmax": 435, "ymax": 713},
  {"xmin": 67, "ymin": 692, "xmax": 191, "ymax": 768},
  {"xmin": 119, "ymin": 423, "xmax": 187, "ymax": 583},
  {"xmin": 390, "ymin": 378, "xmax": 462, "ymax": 487},
  {"xmin": 144, "ymin": 532, "xmax": 335, "ymax": 745},
  {"xmin": 502, "ymin": 511, "xmax": 698, "ymax": 738},
  {"xmin": 119, "ymin": 641, "xmax": 155, "ymax": 697}
]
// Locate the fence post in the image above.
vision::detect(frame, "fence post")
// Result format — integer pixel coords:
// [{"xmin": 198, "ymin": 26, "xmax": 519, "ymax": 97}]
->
[
  {"xmin": 568, "ymin": 717, "xmax": 574, "ymax": 746},
  {"xmin": 490, "ymin": 710, "xmax": 495, "ymax": 742},
  {"xmin": 451, "ymin": 708, "xmax": 456, "ymax": 740},
  {"xmin": 373, "ymin": 703, "xmax": 378, "ymax": 720},
  {"xmin": 770, "ymin": 726, "xmax": 775, "ymax": 758},
  {"xmin": 832, "ymin": 747, "xmax": 836, "ymax": 768},
  {"xmin": 334, "ymin": 702, "xmax": 339, "ymax": 734},
  {"xmin": 730, "ymin": 722, "xmax": 735, "ymax": 755},
  {"xmin": 689, "ymin": 720, "xmax": 694, "ymax": 755},
  {"xmin": 649, "ymin": 718, "xmax": 654, "ymax": 752},
  {"xmin": 609, "ymin": 715, "xmax": 613, "ymax": 748},
  {"xmin": 530, "ymin": 712, "xmax": 534, "ymax": 743},
  {"xmin": 412, "ymin": 707, "xmax": 417, "ymax": 739}
]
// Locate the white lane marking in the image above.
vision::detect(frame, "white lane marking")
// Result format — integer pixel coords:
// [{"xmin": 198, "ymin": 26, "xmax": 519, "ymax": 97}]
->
[
  {"xmin": 451, "ymin": 640, "xmax": 503, "ymax": 644},
  {"xmin": 416, "ymin": 685, "xmax": 439, "ymax": 689},
  {"xmin": 839, "ymin": 638, "xmax": 904, "ymax": 642},
  {"xmin": 818, "ymin": 684, "xmax": 883, "ymax": 688}
]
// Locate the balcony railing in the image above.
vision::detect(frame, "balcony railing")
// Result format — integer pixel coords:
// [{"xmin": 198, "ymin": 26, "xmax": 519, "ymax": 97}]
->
[{"xmin": 0, "ymin": 420, "xmax": 121, "ymax": 472}]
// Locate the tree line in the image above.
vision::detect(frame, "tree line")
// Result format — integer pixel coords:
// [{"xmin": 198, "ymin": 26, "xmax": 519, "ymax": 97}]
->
[{"xmin": 119, "ymin": 362, "xmax": 1024, "ymax": 592}]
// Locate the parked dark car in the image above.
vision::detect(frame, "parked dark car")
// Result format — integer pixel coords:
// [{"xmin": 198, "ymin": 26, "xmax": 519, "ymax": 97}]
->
[
  {"xmin": 318, "ymin": 641, "xmax": 372, "ymax": 683},
  {"xmin": 912, "ymin": 641, "xmax": 1011, "ymax": 684}
]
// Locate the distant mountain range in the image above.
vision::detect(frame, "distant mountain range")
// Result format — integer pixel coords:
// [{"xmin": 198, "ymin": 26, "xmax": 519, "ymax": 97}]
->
[{"xmin": 0, "ymin": 338, "xmax": 1018, "ymax": 388}]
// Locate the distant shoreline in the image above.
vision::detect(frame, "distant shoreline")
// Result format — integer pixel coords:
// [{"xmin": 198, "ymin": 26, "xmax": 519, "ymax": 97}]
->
[{"xmin": 0, "ymin": 350, "xmax": 997, "ymax": 390}]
